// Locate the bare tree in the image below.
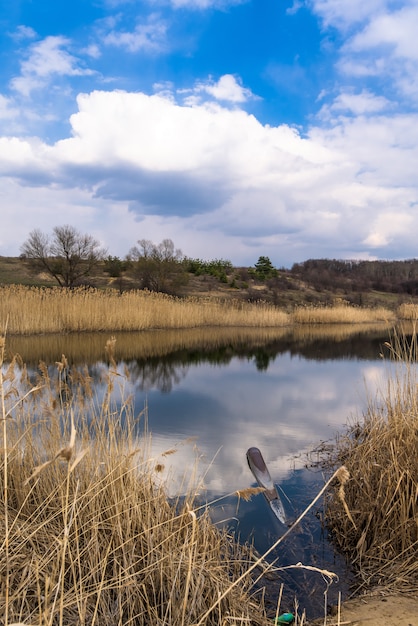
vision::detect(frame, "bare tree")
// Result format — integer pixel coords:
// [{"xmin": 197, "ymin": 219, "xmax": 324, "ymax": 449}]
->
[
  {"xmin": 127, "ymin": 238, "xmax": 188, "ymax": 293},
  {"xmin": 21, "ymin": 225, "xmax": 107, "ymax": 287}
]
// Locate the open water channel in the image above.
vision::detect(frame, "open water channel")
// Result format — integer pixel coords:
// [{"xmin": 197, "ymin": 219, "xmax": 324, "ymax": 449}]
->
[{"xmin": 7, "ymin": 323, "xmax": 399, "ymax": 619}]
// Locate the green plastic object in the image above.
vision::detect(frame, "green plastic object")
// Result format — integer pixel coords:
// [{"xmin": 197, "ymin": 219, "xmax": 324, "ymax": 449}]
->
[{"xmin": 275, "ymin": 613, "xmax": 294, "ymax": 625}]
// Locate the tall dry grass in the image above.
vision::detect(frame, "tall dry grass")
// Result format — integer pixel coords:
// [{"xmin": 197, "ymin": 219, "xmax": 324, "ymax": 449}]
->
[
  {"xmin": 397, "ymin": 302, "xmax": 418, "ymax": 321},
  {"xmin": 0, "ymin": 336, "xmax": 275, "ymax": 626},
  {"xmin": 324, "ymin": 327, "xmax": 418, "ymax": 592},
  {"xmin": 0, "ymin": 286, "xmax": 290, "ymax": 335},
  {"xmin": 292, "ymin": 302, "xmax": 395, "ymax": 325},
  {"xmin": 0, "ymin": 285, "xmax": 401, "ymax": 336}
]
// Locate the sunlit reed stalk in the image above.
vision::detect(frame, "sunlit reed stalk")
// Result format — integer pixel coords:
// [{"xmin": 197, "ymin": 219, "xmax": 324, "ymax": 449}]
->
[{"xmin": 0, "ymin": 324, "xmax": 9, "ymax": 625}]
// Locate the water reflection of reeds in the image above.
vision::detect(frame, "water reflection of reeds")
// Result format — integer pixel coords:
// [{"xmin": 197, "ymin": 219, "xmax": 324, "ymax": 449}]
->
[
  {"xmin": 289, "ymin": 322, "xmax": 394, "ymax": 343},
  {"xmin": 5, "ymin": 323, "xmax": 395, "ymax": 367},
  {"xmin": 5, "ymin": 328, "xmax": 289, "ymax": 366}
]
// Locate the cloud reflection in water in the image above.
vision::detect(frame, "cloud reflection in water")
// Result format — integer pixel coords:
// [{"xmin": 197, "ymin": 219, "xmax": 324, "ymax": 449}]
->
[{"xmin": 140, "ymin": 348, "xmax": 389, "ymax": 497}]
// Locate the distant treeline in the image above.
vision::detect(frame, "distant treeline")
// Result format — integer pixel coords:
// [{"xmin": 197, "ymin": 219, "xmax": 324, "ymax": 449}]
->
[{"xmin": 290, "ymin": 259, "xmax": 418, "ymax": 294}]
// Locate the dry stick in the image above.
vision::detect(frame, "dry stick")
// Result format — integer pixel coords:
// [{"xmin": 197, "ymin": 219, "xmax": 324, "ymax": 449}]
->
[
  {"xmin": 194, "ymin": 466, "xmax": 346, "ymax": 626},
  {"xmin": 274, "ymin": 583, "xmax": 284, "ymax": 625},
  {"xmin": 182, "ymin": 505, "xmax": 197, "ymax": 626},
  {"xmin": 90, "ymin": 536, "xmax": 114, "ymax": 626},
  {"xmin": 3, "ymin": 385, "xmax": 44, "ymax": 422},
  {"xmin": 337, "ymin": 591, "xmax": 341, "ymax": 626},
  {"xmin": 0, "ymin": 322, "xmax": 10, "ymax": 625},
  {"xmin": 53, "ymin": 479, "xmax": 79, "ymax": 626},
  {"xmin": 44, "ymin": 413, "xmax": 79, "ymax": 626}
]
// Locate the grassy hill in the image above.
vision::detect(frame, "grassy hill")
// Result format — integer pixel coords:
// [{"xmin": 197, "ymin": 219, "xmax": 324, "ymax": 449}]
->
[{"xmin": 1, "ymin": 255, "xmax": 415, "ymax": 312}]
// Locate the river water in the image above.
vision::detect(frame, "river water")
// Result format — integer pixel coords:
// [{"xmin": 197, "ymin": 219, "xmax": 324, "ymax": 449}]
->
[{"xmin": 6, "ymin": 323, "xmax": 398, "ymax": 618}]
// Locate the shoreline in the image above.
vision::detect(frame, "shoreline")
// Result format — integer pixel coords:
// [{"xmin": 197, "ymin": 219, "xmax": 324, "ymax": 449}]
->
[{"xmin": 310, "ymin": 592, "xmax": 418, "ymax": 625}]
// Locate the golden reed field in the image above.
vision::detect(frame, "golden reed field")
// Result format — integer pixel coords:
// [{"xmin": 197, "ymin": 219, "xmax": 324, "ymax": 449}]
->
[{"xmin": 0, "ymin": 285, "xmax": 407, "ymax": 335}]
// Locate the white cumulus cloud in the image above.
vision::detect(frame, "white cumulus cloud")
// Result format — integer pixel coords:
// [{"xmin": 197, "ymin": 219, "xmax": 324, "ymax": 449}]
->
[
  {"xmin": 194, "ymin": 74, "xmax": 256, "ymax": 103},
  {"xmin": 10, "ymin": 36, "xmax": 94, "ymax": 97},
  {"xmin": 1, "ymin": 87, "xmax": 417, "ymax": 264}
]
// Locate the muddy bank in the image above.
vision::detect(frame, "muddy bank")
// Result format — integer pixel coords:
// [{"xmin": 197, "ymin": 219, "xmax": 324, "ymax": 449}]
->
[{"xmin": 310, "ymin": 592, "xmax": 418, "ymax": 625}]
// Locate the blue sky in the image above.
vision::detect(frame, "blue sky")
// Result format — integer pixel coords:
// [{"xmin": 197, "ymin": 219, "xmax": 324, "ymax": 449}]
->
[{"xmin": 0, "ymin": 0, "xmax": 417, "ymax": 267}]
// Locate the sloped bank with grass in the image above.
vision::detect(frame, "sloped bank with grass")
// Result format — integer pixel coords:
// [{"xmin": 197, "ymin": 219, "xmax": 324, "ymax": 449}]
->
[{"xmin": 323, "ymin": 327, "xmax": 418, "ymax": 595}]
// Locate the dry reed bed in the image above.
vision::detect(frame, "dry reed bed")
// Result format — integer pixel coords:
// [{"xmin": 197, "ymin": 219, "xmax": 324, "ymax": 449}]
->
[
  {"xmin": 0, "ymin": 285, "xmax": 289, "ymax": 334},
  {"xmin": 324, "ymin": 329, "xmax": 418, "ymax": 592},
  {"xmin": 397, "ymin": 302, "xmax": 418, "ymax": 320},
  {"xmin": 0, "ymin": 286, "xmax": 399, "ymax": 335},
  {"xmin": 0, "ymin": 342, "xmax": 273, "ymax": 626},
  {"xmin": 292, "ymin": 303, "xmax": 395, "ymax": 325}
]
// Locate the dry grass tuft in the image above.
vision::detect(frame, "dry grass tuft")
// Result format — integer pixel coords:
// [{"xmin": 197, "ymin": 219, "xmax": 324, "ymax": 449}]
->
[
  {"xmin": 397, "ymin": 303, "xmax": 418, "ymax": 320},
  {"xmin": 0, "ymin": 335, "xmax": 273, "ymax": 626},
  {"xmin": 292, "ymin": 302, "xmax": 395, "ymax": 325},
  {"xmin": 235, "ymin": 487, "xmax": 266, "ymax": 502},
  {"xmin": 324, "ymin": 326, "xmax": 418, "ymax": 593}
]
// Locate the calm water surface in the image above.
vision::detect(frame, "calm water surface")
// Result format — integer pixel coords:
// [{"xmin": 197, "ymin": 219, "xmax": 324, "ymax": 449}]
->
[{"xmin": 8, "ymin": 324, "xmax": 397, "ymax": 618}]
